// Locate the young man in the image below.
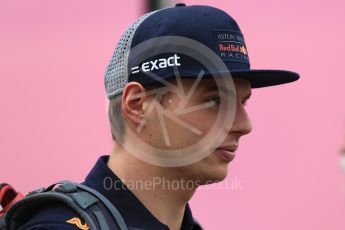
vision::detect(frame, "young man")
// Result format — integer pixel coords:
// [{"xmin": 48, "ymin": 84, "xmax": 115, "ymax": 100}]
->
[{"xmin": 18, "ymin": 3, "xmax": 299, "ymax": 230}]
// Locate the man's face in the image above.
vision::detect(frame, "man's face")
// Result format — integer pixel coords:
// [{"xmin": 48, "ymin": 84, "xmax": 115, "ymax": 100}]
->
[{"xmin": 139, "ymin": 77, "xmax": 252, "ymax": 183}]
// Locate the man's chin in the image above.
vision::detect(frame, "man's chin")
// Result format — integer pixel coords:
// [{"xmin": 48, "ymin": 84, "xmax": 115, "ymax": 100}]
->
[{"xmin": 196, "ymin": 167, "xmax": 228, "ymax": 186}]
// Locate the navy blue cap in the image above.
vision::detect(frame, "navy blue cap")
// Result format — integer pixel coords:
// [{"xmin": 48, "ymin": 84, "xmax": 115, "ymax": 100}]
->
[{"xmin": 104, "ymin": 4, "xmax": 299, "ymax": 98}]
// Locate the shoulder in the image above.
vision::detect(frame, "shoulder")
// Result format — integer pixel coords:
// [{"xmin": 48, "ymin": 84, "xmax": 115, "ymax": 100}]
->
[{"xmin": 18, "ymin": 203, "xmax": 90, "ymax": 230}]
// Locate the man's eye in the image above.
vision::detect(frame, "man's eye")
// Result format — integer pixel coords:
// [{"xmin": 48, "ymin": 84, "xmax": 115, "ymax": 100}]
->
[{"xmin": 206, "ymin": 96, "xmax": 221, "ymax": 105}]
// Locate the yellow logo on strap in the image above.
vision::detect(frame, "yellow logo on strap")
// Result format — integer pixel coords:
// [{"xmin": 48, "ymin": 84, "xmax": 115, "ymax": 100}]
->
[{"xmin": 66, "ymin": 217, "xmax": 90, "ymax": 230}]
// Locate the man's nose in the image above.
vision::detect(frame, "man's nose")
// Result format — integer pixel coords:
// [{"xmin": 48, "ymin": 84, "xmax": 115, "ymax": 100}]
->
[{"xmin": 231, "ymin": 102, "xmax": 252, "ymax": 136}]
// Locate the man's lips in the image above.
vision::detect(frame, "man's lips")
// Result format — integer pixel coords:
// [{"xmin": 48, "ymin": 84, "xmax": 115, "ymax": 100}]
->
[{"xmin": 215, "ymin": 145, "xmax": 238, "ymax": 162}]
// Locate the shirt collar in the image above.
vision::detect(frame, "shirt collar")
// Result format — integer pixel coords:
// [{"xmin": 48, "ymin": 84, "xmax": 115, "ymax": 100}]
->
[{"xmin": 83, "ymin": 155, "xmax": 198, "ymax": 230}]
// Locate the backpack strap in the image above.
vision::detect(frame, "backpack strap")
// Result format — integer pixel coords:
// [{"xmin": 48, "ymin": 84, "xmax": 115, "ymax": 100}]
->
[
  {"xmin": 0, "ymin": 184, "xmax": 23, "ymax": 218},
  {"xmin": 4, "ymin": 181, "xmax": 129, "ymax": 230}
]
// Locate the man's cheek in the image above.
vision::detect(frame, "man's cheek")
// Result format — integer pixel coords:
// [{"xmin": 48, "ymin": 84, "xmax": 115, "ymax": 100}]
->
[{"xmin": 179, "ymin": 113, "xmax": 217, "ymax": 136}]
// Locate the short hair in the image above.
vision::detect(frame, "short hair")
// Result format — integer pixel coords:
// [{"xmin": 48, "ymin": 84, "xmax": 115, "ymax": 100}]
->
[{"xmin": 108, "ymin": 94, "xmax": 124, "ymax": 143}]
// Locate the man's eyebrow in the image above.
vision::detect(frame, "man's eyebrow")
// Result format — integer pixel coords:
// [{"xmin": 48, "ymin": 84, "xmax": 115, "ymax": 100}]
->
[{"xmin": 200, "ymin": 84, "xmax": 234, "ymax": 95}]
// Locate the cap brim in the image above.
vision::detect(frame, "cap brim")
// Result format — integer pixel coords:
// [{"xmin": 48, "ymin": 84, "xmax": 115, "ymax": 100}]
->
[{"xmin": 230, "ymin": 69, "xmax": 299, "ymax": 88}]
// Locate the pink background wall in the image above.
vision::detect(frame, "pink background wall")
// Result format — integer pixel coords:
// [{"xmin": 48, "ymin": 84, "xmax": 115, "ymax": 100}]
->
[{"xmin": 1, "ymin": 0, "xmax": 345, "ymax": 229}]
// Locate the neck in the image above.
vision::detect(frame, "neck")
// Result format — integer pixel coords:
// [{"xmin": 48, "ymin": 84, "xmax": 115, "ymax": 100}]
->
[{"xmin": 107, "ymin": 144, "xmax": 197, "ymax": 230}]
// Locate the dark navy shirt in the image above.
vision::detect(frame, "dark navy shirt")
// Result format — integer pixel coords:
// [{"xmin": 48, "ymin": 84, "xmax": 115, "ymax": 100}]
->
[{"xmin": 19, "ymin": 155, "xmax": 202, "ymax": 230}]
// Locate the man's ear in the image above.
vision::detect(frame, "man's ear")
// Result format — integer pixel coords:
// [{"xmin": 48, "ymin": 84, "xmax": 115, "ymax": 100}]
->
[{"xmin": 121, "ymin": 82, "xmax": 150, "ymax": 125}]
